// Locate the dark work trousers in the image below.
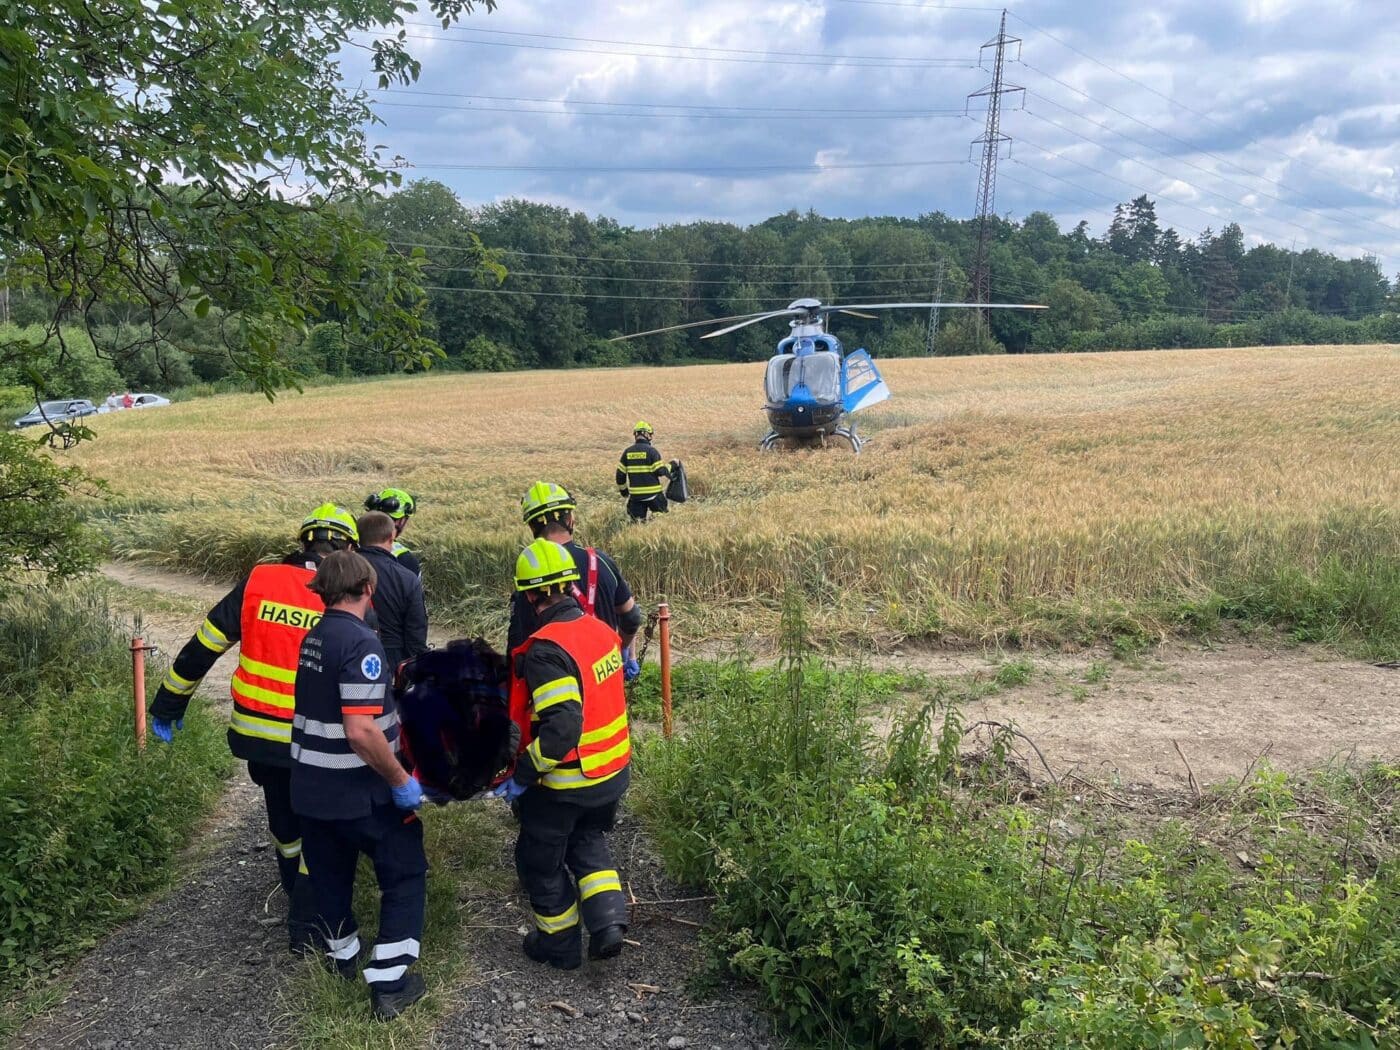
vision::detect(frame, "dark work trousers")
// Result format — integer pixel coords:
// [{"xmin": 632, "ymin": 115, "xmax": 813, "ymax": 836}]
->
[
  {"xmin": 300, "ymin": 806, "xmax": 428, "ymax": 991},
  {"xmin": 515, "ymin": 781, "xmax": 629, "ymax": 963},
  {"xmin": 625, "ymin": 492, "xmax": 668, "ymax": 522},
  {"xmin": 246, "ymin": 760, "xmax": 318, "ymax": 946}
]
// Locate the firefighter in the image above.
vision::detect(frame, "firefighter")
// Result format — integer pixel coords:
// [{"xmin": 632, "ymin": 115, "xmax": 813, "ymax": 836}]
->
[
  {"xmin": 291, "ymin": 550, "xmax": 429, "ymax": 1021},
  {"xmin": 148, "ymin": 503, "xmax": 359, "ymax": 950},
  {"xmin": 356, "ymin": 510, "xmax": 429, "ymax": 674},
  {"xmin": 364, "ymin": 487, "xmax": 421, "ymax": 576},
  {"xmin": 493, "ymin": 539, "xmax": 632, "ymax": 969},
  {"xmin": 615, "ymin": 421, "xmax": 671, "ymax": 522},
  {"xmin": 507, "ymin": 482, "xmax": 643, "ymax": 683}
]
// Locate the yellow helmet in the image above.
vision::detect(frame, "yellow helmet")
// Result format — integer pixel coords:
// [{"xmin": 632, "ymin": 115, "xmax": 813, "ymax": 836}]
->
[
  {"xmin": 520, "ymin": 481, "xmax": 576, "ymax": 526},
  {"xmin": 365, "ymin": 487, "xmax": 415, "ymax": 520},
  {"xmin": 514, "ymin": 539, "xmax": 580, "ymax": 593},
  {"xmin": 300, "ymin": 503, "xmax": 359, "ymax": 545},
  {"xmin": 633, "ymin": 420, "xmax": 653, "ymax": 437}
]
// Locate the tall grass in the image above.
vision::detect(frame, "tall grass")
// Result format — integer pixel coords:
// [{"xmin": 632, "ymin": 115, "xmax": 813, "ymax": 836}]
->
[
  {"xmin": 0, "ymin": 586, "xmax": 231, "ymax": 1024},
  {"xmin": 74, "ymin": 344, "xmax": 1400, "ymax": 655},
  {"xmin": 634, "ymin": 596, "xmax": 1400, "ymax": 1047}
]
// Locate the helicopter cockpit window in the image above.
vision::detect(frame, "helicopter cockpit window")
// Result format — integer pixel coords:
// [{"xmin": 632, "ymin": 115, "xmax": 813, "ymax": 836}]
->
[{"xmin": 764, "ymin": 351, "xmax": 841, "ymax": 403}]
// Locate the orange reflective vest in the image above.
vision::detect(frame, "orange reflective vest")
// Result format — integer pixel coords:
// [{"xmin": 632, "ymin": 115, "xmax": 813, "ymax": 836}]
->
[
  {"xmin": 229, "ymin": 563, "xmax": 324, "ymax": 764},
  {"xmin": 510, "ymin": 615, "xmax": 631, "ymax": 788}
]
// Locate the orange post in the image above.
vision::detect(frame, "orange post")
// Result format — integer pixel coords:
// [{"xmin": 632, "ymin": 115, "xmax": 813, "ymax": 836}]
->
[
  {"xmin": 658, "ymin": 602, "xmax": 672, "ymax": 739},
  {"xmin": 132, "ymin": 635, "xmax": 148, "ymax": 750}
]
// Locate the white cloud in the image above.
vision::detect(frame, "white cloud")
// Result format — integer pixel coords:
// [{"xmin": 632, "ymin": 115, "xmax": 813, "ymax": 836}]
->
[{"xmin": 342, "ymin": 0, "xmax": 1400, "ymax": 264}]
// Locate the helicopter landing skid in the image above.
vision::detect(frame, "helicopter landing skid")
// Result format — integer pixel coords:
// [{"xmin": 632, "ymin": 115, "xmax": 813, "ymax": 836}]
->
[
  {"xmin": 833, "ymin": 425, "xmax": 862, "ymax": 454},
  {"xmin": 759, "ymin": 426, "xmax": 863, "ymax": 453}
]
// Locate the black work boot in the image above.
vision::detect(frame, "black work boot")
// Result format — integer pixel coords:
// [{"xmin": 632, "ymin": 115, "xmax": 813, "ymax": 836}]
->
[
  {"xmin": 371, "ymin": 972, "xmax": 427, "ymax": 1021},
  {"xmin": 523, "ymin": 930, "xmax": 582, "ymax": 970},
  {"xmin": 588, "ymin": 924, "xmax": 626, "ymax": 961}
]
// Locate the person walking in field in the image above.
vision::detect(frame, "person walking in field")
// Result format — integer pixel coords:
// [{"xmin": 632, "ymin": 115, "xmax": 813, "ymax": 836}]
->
[
  {"xmin": 291, "ymin": 550, "xmax": 429, "ymax": 1020},
  {"xmin": 508, "ymin": 482, "xmax": 643, "ymax": 682},
  {"xmin": 148, "ymin": 503, "xmax": 360, "ymax": 951},
  {"xmin": 364, "ymin": 487, "xmax": 422, "ymax": 576},
  {"xmin": 356, "ymin": 510, "xmax": 429, "ymax": 675},
  {"xmin": 493, "ymin": 539, "xmax": 632, "ymax": 969},
  {"xmin": 615, "ymin": 421, "xmax": 671, "ymax": 522}
]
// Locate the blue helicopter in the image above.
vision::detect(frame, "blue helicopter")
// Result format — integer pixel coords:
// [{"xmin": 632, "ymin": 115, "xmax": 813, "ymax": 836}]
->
[{"xmin": 615, "ymin": 297, "xmax": 1045, "ymax": 452}]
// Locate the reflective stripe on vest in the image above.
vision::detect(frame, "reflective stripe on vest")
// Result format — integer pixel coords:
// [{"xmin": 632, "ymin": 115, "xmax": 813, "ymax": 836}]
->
[
  {"xmin": 230, "ymin": 564, "xmax": 323, "ymax": 747},
  {"xmin": 509, "ymin": 616, "xmax": 630, "ymax": 787}
]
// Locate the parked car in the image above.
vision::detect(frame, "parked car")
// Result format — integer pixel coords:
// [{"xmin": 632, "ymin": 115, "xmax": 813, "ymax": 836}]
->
[
  {"xmin": 97, "ymin": 392, "xmax": 172, "ymax": 413},
  {"xmin": 13, "ymin": 399, "xmax": 99, "ymax": 429}
]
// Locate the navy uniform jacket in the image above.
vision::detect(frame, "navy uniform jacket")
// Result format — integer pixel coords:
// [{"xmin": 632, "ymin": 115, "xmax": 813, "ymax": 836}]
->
[
  {"xmin": 360, "ymin": 544, "xmax": 429, "ymax": 672},
  {"xmin": 290, "ymin": 609, "xmax": 400, "ymax": 822},
  {"xmin": 507, "ymin": 541, "xmax": 633, "ymax": 655},
  {"xmin": 615, "ymin": 439, "xmax": 670, "ymax": 499}
]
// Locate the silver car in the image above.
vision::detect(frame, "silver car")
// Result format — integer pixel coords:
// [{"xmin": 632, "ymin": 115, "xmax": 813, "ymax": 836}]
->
[
  {"xmin": 13, "ymin": 399, "xmax": 99, "ymax": 428},
  {"xmin": 98, "ymin": 392, "xmax": 172, "ymax": 413}
]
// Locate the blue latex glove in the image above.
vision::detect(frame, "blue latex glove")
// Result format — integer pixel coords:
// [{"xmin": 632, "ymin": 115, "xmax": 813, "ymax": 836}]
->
[
  {"xmin": 151, "ymin": 717, "xmax": 183, "ymax": 743},
  {"xmin": 392, "ymin": 775, "xmax": 425, "ymax": 811},
  {"xmin": 490, "ymin": 778, "xmax": 528, "ymax": 802},
  {"xmin": 623, "ymin": 656, "xmax": 641, "ymax": 683}
]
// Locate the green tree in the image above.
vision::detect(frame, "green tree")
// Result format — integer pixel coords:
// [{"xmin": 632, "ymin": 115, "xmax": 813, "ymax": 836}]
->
[
  {"xmin": 1, "ymin": 0, "xmax": 501, "ymax": 407},
  {"xmin": 0, "ymin": 429, "xmax": 101, "ymax": 578},
  {"xmin": 0, "ymin": 0, "xmax": 504, "ymax": 582}
]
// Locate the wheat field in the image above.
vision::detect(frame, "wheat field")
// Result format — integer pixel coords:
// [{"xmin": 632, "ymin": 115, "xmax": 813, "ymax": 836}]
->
[{"xmin": 76, "ymin": 344, "xmax": 1400, "ymax": 648}]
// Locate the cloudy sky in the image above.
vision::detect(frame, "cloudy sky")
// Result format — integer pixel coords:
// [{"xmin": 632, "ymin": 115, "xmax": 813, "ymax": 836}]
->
[{"xmin": 341, "ymin": 0, "xmax": 1400, "ymax": 266}]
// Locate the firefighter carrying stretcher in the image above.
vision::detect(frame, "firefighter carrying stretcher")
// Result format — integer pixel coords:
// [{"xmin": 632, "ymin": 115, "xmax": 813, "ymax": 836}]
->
[
  {"xmin": 492, "ymin": 539, "xmax": 632, "ymax": 969},
  {"xmin": 148, "ymin": 503, "xmax": 360, "ymax": 951}
]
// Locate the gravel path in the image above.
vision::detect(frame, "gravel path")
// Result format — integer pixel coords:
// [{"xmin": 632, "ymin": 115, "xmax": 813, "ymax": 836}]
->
[
  {"xmin": 14, "ymin": 770, "xmax": 295, "ymax": 1050},
  {"xmin": 18, "ymin": 565, "xmax": 775, "ymax": 1050},
  {"xmin": 432, "ymin": 815, "xmax": 774, "ymax": 1050}
]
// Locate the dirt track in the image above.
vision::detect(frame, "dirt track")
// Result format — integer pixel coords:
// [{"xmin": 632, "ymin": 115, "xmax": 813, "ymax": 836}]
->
[
  {"xmin": 884, "ymin": 643, "xmax": 1399, "ymax": 788},
  {"xmin": 16, "ymin": 564, "xmax": 773, "ymax": 1050},
  {"xmin": 101, "ymin": 560, "xmax": 1399, "ymax": 790}
]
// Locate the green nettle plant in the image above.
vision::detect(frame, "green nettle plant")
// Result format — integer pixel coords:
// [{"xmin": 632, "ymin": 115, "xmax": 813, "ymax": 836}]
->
[{"xmin": 636, "ymin": 595, "xmax": 1400, "ymax": 1048}]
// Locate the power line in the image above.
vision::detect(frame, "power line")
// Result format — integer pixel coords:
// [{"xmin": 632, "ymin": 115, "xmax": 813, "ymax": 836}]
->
[
  {"xmin": 381, "ymin": 26, "xmax": 978, "ymax": 69},
  {"xmin": 420, "ymin": 263, "xmax": 970, "ymax": 289},
  {"xmin": 371, "ymin": 99, "xmax": 965, "ymax": 121},
  {"xmin": 1017, "ymin": 62, "xmax": 1400, "ymax": 242},
  {"xmin": 371, "ymin": 88, "xmax": 964, "ymax": 116},
  {"xmin": 386, "ymin": 239, "xmax": 979, "ymax": 270},
  {"xmin": 1019, "ymin": 109, "xmax": 1380, "ymax": 256},
  {"xmin": 828, "ymin": 1, "xmax": 1007, "ymax": 10},
  {"xmin": 1014, "ymin": 132, "xmax": 1376, "ymax": 258},
  {"xmin": 432, "ymin": 23, "xmax": 976, "ymax": 64},
  {"xmin": 407, "ymin": 158, "xmax": 969, "ymax": 174}
]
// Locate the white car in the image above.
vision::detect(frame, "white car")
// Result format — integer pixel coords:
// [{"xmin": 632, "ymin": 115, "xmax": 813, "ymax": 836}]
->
[{"xmin": 98, "ymin": 393, "xmax": 171, "ymax": 413}]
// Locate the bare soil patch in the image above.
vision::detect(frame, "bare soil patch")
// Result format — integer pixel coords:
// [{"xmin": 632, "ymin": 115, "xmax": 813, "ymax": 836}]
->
[{"xmin": 881, "ymin": 642, "xmax": 1399, "ymax": 788}]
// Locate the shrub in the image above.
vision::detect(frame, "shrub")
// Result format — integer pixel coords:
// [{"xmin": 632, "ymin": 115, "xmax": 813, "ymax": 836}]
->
[
  {"xmin": 461, "ymin": 334, "xmax": 519, "ymax": 372},
  {"xmin": 636, "ymin": 596, "xmax": 1400, "ymax": 1048},
  {"xmin": 0, "ymin": 586, "xmax": 231, "ymax": 999}
]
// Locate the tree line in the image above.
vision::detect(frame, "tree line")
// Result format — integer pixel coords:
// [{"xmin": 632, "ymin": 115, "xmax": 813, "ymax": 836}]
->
[
  {"xmin": 358, "ymin": 182, "xmax": 1399, "ymax": 371},
  {"xmin": 5, "ymin": 181, "xmax": 1398, "ymax": 398}
]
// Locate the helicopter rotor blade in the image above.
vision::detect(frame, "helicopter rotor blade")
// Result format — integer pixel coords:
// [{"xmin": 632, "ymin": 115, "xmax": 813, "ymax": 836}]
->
[
  {"xmin": 608, "ymin": 311, "xmax": 779, "ymax": 343},
  {"xmin": 822, "ymin": 302, "xmax": 1048, "ymax": 312},
  {"xmin": 837, "ymin": 309, "xmax": 880, "ymax": 320},
  {"xmin": 699, "ymin": 308, "xmax": 806, "ymax": 340}
]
